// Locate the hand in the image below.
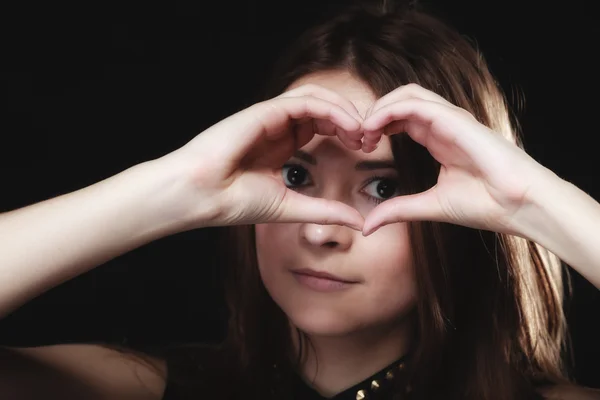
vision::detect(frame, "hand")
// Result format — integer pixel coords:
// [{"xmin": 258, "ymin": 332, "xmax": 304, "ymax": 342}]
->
[
  {"xmin": 164, "ymin": 84, "xmax": 366, "ymax": 230},
  {"xmin": 360, "ymin": 84, "xmax": 553, "ymax": 236}
]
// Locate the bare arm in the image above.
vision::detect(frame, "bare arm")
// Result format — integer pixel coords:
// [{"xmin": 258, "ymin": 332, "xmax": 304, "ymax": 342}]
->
[
  {"xmin": 516, "ymin": 176, "xmax": 600, "ymax": 289},
  {"xmin": 0, "ymin": 157, "xmax": 197, "ymax": 318},
  {"xmin": 0, "ymin": 344, "xmax": 166, "ymax": 400}
]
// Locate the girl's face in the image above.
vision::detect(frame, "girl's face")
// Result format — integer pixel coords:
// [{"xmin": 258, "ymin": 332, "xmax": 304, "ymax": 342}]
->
[{"xmin": 255, "ymin": 71, "xmax": 416, "ymax": 337}]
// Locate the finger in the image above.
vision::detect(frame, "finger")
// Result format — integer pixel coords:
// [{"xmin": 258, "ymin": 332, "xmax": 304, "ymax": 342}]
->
[
  {"xmin": 362, "ymin": 187, "xmax": 444, "ymax": 236},
  {"xmin": 262, "ymin": 96, "xmax": 362, "ymax": 139},
  {"xmin": 312, "ymin": 119, "xmax": 337, "ymax": 136},
  {"xmin": 314, "ymin": 120, "xmax": 362, "ymax": 150},
  {"xmin": 278, "ymin": 84, "xmax": 365, "ymax": 139},
  {"xmin": 294, "ymin": 120, "xmax": 362, "ymax": 153},
  {"xmin": 278, "ymin": 190, "xmax": 365, "ymax": 231},
  {"xmin": 361, "ymin": 128, "xmax": 383, "ymax": 153},
  {"xmin": 362, "ymin": 85, "xmax": 463, "ymax": 153},
  {"xmin": 336, "ymin": 125, "xmax": 363, "ymax": 151},
  {"xmin": 370, "ymin": 83, "xmax": 456, "ymax": 116},
  {"xmin": 363, "ymin": 98, "xmax": 463, "ymax": 148},
  {"xmin": 301, "ymin": 118, "xmax": 362, "ymax": 150},
  {"xmin": 225, "ymin": 96, "xmax": 362, "ymax": 166},
  {"xmin": 363, "ymin": 98, "xmax": 508, "ymax": 180}
]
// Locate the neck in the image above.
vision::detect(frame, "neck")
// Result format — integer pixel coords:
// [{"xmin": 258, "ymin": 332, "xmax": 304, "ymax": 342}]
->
[{"xmin": 289, "ymin": 318, "xmax": 413, "ymax": 398}]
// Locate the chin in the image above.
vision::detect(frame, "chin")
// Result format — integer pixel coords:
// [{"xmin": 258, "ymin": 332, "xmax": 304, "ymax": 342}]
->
[{"xmin": 286, "ymin": 307, "xmax": 362, "ymax": 337}]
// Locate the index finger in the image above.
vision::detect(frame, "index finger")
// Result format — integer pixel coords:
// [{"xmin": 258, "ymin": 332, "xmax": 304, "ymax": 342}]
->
[{"xmin": 278, "ymin": 83, "xmax": 364, "ymax": 141}]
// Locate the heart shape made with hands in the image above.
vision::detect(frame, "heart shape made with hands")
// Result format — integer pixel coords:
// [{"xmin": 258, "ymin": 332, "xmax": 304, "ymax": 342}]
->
[
  {"xmin": 188, "ymin": 82, "xmax": 547, "ymax": 237},
  {"xmin": 281, "ymin": 83, "xmax": 547, "ymax": 237}
]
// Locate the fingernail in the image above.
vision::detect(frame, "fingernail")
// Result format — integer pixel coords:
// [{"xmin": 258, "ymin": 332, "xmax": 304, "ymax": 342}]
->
[{"xmin": 363, "ymin": 221, "xmax": 381, "ymax": 236}]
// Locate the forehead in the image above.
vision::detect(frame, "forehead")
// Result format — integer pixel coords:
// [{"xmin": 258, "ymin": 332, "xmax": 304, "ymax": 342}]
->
[{"xmin": 286, "ymin": 70, "xmax": 377, "ymax": 118}]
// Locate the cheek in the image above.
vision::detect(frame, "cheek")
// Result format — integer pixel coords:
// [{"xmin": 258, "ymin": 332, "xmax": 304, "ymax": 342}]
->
[
  {"xmin": 254, "ymin": 223, "xmax": 299, "ymax": 312},
  {"xmin": 255, "ymin": 223, "xmax": 294, "ymax": 275},
  {"xmin": 363, "ymin": 224, "xmax": 416, "ymax": 309}
]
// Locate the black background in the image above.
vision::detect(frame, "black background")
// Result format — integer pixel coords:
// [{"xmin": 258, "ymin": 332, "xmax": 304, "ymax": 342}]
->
[{"xmin": 1, "ymin": 0, "xmax": 599, "ymax": 388}]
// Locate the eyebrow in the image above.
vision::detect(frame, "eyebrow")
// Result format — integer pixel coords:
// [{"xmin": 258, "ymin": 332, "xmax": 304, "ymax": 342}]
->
[{"xmin": 291, "ymin": 150, "xmax": 397, "ymax": 171}]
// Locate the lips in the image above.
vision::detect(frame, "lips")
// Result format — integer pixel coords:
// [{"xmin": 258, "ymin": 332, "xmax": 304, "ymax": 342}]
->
[{"xmin": 291, "ymin": 268, "xmax": 359, "ymax": 283}]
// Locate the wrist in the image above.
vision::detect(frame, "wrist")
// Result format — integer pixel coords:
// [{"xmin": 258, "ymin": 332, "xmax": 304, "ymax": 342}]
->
[
  {"xmin": 131, "ymin": 155, "xmax": 221, "ymax": 237},
  {"xmin": 510, "ymin": 169, "xmax": 568, "ymax": 244}
]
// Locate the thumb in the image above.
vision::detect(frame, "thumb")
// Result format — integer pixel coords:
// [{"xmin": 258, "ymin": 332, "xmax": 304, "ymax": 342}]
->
[
  {"xmin": 362, "ymin": 187, "xmax": 444, "ymax": 235},
  {"xmin": 277, "ymin": 190, "xmax": 364, "ymax": 231}
]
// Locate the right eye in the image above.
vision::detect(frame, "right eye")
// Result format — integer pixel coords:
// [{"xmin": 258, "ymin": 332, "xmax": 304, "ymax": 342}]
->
[{"xmin": 282, "ymin": 164, "xmax": 313, "ymax": 188}]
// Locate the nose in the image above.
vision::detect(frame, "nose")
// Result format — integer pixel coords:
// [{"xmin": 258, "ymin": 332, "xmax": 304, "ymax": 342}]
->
[{"xmin": 300, "ymin": 222, "xmax": 353, "ymax": 251}]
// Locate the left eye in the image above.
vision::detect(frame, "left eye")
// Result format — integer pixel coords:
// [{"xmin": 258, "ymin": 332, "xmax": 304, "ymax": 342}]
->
[
  {"xmin": 282, "ymin": 165, "xmax": 312, "ymax": 187},
  {"xmin": 362, "ymin": 178, "xmax": 400, "ymax": 201}
]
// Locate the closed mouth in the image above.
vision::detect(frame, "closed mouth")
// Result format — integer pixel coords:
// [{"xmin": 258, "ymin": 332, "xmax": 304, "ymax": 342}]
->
[{"xmin": 291, "ymin": 268, "xmax": 359, "ymax": 283}]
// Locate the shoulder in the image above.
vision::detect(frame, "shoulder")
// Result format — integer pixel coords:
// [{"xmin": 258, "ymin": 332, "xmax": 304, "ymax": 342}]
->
[
  {"xmin": 0, "ymin": 343, "xmax": 167, "ymax": 399},
  {"xmin": 538, "ymin": 384, "xmax": 600, "ymax": 400}
]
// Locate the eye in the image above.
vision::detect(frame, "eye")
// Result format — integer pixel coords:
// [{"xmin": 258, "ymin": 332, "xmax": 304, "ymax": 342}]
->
[
  {"xmin": 362, "ymin": 177, "xmax": 400, "ymax": 203},
  {"xmin": 282, "ymin": 164, "xmax": 312, "ymax": 188}
]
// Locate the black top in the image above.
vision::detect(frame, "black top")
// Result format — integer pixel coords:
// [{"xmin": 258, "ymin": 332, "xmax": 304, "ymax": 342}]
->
[
  {"xmin": 289, "ymin": 356, "xmax": 410, "ymax": 400},
  {"xmin": 162, "ymin": 355, "xmax": 410, "ymax": 400}
]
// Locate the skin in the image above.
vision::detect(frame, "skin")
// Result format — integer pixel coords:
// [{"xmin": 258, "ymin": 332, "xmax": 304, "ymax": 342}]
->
[
  {"xmin": 0, "ymin": 69, "xmax": 598, "ymax": 399},
  {"xmin": 255, "ymin": 70, "xmax": 416, "ymax": 397}
]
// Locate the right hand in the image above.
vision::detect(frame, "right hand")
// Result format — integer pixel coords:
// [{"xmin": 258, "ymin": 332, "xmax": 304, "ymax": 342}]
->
[{"xmin": 161, "ymin": 84, "xmax": 366, "ymax": 230}]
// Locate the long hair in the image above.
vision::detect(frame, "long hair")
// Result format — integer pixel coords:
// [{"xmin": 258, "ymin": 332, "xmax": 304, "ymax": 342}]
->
[{"xmin": 163, "ymin": 2, "xmax": 572, "ymax": 399}]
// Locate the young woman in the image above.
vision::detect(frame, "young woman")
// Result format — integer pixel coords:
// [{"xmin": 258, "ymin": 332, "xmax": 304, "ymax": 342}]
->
[{"xmin": 1, "ymin": 1, "xmax": 599, "ymax": 399}]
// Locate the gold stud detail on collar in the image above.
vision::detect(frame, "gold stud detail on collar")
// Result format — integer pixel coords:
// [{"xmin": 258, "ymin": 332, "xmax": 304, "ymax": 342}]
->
[
  {"xmin": 356, "ymin": 389, "xmax": 368, "ymax": 400},
  {"xmin": 370, "ymin": 379, "xmax": 381, "ymax": 391},
  {"xmin": 385, "ymin": 370, "xmax": 395, "ymax": 380}
]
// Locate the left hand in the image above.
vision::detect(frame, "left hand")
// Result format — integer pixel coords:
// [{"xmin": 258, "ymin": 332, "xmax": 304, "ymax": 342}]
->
[{"xmin": 360, "ymin": 83, "xmax": 555, "ymax": 236}]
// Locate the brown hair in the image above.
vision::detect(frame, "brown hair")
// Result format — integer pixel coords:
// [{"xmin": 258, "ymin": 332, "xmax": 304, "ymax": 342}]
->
[{"xmin": 161, "ymin": 1, "xmax": 572, "ymax": 399}]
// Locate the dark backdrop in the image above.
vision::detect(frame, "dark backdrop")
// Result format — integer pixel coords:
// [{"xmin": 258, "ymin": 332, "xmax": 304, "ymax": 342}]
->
[{"xmin": 1, "ymin": 0, "xmax": 599, "ymax": 388}]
